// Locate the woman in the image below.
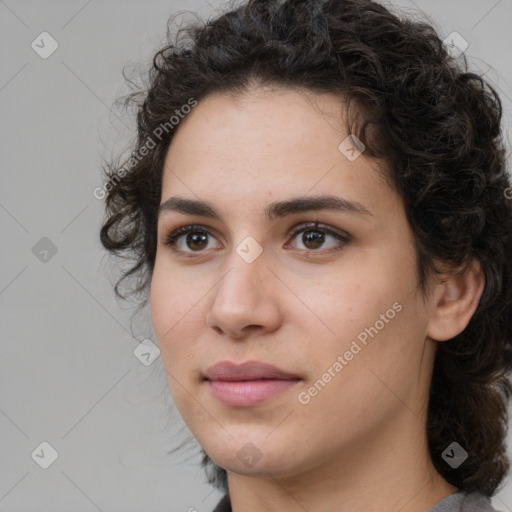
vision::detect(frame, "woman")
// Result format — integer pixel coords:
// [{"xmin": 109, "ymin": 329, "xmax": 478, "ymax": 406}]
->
[{"xmin": 100, "ymin": 0, "xmax": 512, "ymax": 510}]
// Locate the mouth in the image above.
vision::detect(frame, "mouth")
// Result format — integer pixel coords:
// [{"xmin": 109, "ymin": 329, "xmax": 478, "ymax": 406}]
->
[{"xmin": 203, "ymin": 360, "xmax": 302, "ymax": 407}]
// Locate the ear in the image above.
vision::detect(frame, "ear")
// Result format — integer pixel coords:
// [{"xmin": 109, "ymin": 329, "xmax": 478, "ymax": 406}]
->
[{"xmin": 426, "ymin": 259, "xmax": 485, "ymax": 342}]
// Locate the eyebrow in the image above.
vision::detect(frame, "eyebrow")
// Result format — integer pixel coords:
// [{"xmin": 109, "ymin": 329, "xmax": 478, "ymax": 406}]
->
[{"xmin": 158, "ymin": 194, "xmax": 373, "ymax": 221}]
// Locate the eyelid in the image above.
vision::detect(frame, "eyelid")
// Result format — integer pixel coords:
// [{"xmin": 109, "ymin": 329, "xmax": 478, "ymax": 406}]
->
[{"xmin": 286, "ymin": 221, "xmax": 350, "ymax": 242}]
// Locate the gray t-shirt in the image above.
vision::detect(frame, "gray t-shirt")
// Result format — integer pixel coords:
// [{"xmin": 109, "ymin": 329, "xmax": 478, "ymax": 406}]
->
[
  {"xmin": 212, "ymin": 490, "xmax": 500, "ymax": 511},
  {"xmin": 429, "ymin": 490, "xmax": 499, "ymax": 511}
]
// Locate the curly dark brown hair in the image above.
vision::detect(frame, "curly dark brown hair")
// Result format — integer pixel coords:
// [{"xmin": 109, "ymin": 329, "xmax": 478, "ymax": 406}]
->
[{"xmin": 99, "ymin": 0, "xmax": 512, "ymax": 497}]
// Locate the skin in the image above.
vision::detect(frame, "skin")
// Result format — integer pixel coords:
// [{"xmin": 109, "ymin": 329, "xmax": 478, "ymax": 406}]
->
[{"xmin": 149, "ymin": 86, "xmax": 484, "ymax": 512}]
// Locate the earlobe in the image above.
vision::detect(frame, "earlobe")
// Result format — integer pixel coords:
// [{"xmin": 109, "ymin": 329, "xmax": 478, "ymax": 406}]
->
[{"xmin": 426, "ymin": 259, "xmax": 485, "ymax": 342}]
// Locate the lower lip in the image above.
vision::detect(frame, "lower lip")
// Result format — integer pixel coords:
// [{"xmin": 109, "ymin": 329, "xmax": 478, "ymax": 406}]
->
[{"xmin": 206, "ymin": 379, "xmax": 300, "ymax": 407}]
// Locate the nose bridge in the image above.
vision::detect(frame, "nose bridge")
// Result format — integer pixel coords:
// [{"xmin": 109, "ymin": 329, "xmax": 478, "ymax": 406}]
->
[
  {"xmin": 206, "ymin": 234, "xmax": 277, "ymax": 335},
  {"xmin": 217, "ymin": 236, "xmax": 267, "ymax": 303}
]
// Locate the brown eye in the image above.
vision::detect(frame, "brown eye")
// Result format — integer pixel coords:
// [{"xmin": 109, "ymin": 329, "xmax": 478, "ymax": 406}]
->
[
  {"xmin": 185, "ymin": 232, "xmax": 209, "ymax": 251},
  {"xmin": 287, "ymin": 222, "xmax": 350, "ymax": 253},
  {"xmin": 163, "ymin": 225, "xmax": 218, "ymax": 253},
  {"xmin": 302, "ymin": 230, "xmax": 325, "ymax": 249}
]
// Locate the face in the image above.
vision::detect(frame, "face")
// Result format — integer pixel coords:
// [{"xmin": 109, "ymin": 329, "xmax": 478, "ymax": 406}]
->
[{"xmin": 150, "ymin": 86, "xmax": 438, "ymax": 481}]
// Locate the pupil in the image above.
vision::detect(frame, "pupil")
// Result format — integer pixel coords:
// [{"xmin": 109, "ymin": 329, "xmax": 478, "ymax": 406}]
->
[
  {"xmin": 304, "ymin": 230, "xmax": 323, "ymax": 249},
  {"xmin": 187, "ymin": 232, "xmax": 208, "ymax": 250}
]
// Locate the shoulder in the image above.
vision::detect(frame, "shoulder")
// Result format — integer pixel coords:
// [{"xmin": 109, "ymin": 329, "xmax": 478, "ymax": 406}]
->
[
  {"xmin": 212, "ymin": 490, "xmax": 502, "ymax": 512},
  {"xmin": 429, "ymin": 490, "xmax": 502, "ymax": 512},
  {"xmin": 462, "ymin": 492, "xmax": 502, "ymax": 512}
]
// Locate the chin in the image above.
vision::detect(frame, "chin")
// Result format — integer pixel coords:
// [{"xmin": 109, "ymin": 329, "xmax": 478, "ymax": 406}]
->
[
  {"xmin": 202, "ymin": 435, "xmax": 300, "ymax": 479},
  {"xmin": 212, "ymin": 451, "xmax": 290, "ymax": 479}
]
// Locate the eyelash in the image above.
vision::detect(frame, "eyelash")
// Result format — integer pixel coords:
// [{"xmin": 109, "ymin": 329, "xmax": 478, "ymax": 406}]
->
[{"xmin": 162, "ymin": 221, "xmax": 351, "ymax": 256}]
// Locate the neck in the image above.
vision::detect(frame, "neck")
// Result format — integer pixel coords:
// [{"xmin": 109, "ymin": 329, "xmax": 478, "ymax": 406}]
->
[{"xmin": 226, "ymin": 408, "xmax": 458, "ymax": 512}]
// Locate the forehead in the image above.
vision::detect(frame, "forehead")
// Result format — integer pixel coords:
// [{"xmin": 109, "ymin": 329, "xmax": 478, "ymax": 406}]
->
[
  {"xmin": 160, "ymin": 87, "xmax": 400, "ymax": 222},
  {"xmin": 165, "ymin": 86, "xmax": 348, "ymax": 159}
]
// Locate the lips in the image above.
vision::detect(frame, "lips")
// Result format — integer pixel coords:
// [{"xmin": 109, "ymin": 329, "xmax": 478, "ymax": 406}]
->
[
  {"xmin": 203, "ymin": 361, "xmax": 302, "ymax": 407},
  {"xmin": 204, "ymin": 360, "xmax": 301, "ymax": 381}
]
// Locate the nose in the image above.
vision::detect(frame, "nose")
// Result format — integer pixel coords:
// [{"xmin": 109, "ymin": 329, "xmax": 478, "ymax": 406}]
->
[{"xmin": 205, "ymin": 243, "xmax": 282, "ymax": 340}]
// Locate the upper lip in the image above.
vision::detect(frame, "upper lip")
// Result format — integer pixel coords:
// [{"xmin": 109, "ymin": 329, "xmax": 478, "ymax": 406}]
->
[{"xmin": 204, "ymin": 361, "xmax": 301, "ymax": 381}]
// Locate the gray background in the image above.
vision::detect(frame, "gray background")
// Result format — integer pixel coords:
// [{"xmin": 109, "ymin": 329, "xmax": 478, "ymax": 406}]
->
[{"xmin": 1, "ymin": 0, "xmax": 511, "ymax": 510}]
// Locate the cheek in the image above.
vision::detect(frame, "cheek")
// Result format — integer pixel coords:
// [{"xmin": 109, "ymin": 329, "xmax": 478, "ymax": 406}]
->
[
  {"xmin": 150, "ymin": 270, "xmax": 174, "ymax": 341},
  {"xmin": 300, "ymin": 268, "xmax": 394, "ymax": 346},
  {"xmin": 300, "ymin": 250, "xmax": 423, "ymax": 380},
  {"xmin": 315, "ymin": 281, "xmax": 426, "ymax": 413},
  {"xmin": 149, "ymin": 263, "xmax": 196, "ymax": 366},
  {"xmin": 150, "ymin": 274, "xmax": 200, "ymax": 410}
]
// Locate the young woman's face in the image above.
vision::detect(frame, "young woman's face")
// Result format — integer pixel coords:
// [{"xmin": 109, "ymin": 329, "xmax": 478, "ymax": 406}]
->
[{"xmin": 150, "ymin": 87, "xmax": 438, "ymax": 480}]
